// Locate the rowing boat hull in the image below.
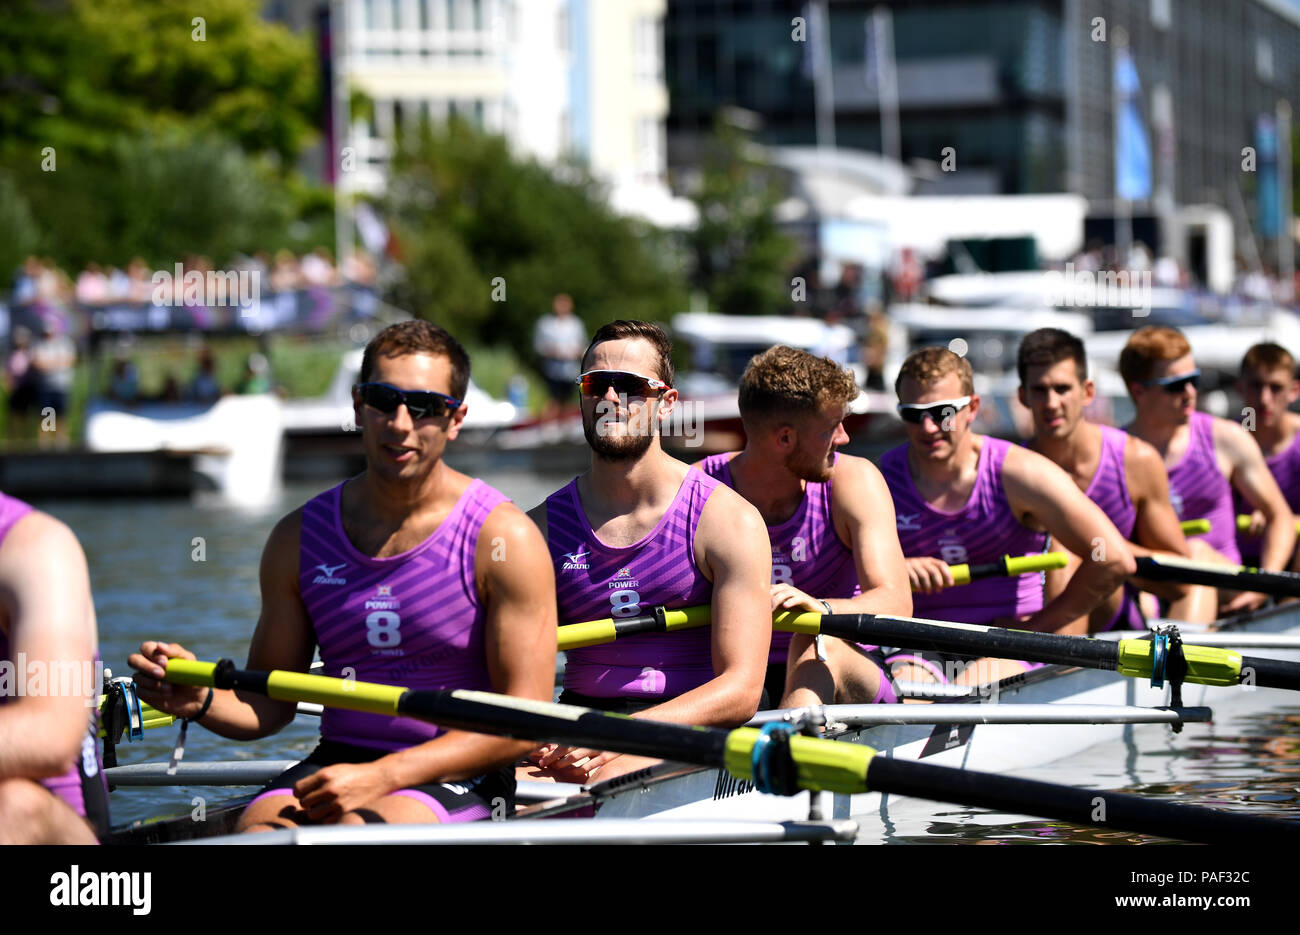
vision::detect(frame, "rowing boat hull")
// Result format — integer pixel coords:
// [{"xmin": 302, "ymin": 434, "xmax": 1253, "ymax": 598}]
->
[
  {"xmin": 515, "ymin": 604, "xmax": 1300, "ymax": 839},
  {"xmin": 104, "ymin": 604, "xmax": 1300, "ymax": 843}
]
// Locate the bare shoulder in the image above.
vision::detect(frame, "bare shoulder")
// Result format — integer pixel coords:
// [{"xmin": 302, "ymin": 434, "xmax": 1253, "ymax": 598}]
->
[
  {"xmin": 265, "ymin": 505, "xmax": 305, "ymax": 552},
  {"xmin": 1001, "ymin": 439, "xmax": 1057, "ymax": 478},
  {"xmin": 830, "ymin": 453, "xmax": 890, "ymax": 507},
  {"xmin": 259, "ymin": 505, "xmax": 305, "ymax": 585},
  {"xmin": 1210, "ymin": 414, "xmax": 1258, "ymax": 460},
  {"xmin": 0, "ymin": 509, "xmax": 82, "ymax": 560},
  {"xmin": 479, "ymin": 499, "xmax": 546, "ymax": 552},
  {"xmin": 0, "ymin": 509, "xmax": 88, "ymax": 588},
  {"xmin": 698, "ymin": 477, "xmax": 767, "ymax": 542},
  {"xmin": 1124, "ymin": 432, "xmax": 1166, "ymax": 474}
]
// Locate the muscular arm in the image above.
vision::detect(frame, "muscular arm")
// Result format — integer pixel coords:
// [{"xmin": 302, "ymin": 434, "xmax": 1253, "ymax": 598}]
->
[
  {"xmin": 1003, "ymin": 446, "xmax": 1137, "ymax": 633},
  {"xmin": 1125, "ymin": 436, "xmax": 1193, "ymax": 600},
  {"xmin": 636, "ymin": 486, "xmax": 771, "ymax": 727},
  {"xmin": 1219, "ymin": 418, "xmax": 1295, "ymax": 572},
  {"xmin": 373, "ymin": 503, "xmax": 558, "ymax": 789},
  {"xmin": 0, "ymin": 513, "xmax": 97, "ymax": 779},
  {"xmin": 130, "ymin": 509, "xmax": 315, "ymax": 740},
  {"xmin": 827, "ymin": 456, "xmax": 911, "ymax": 617}
]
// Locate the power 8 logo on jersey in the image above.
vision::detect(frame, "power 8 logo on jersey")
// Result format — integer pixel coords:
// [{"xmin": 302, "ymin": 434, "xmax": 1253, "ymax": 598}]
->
[
  {"xmin": 364, "ymin": 584, "xmax": 403, "ymax": 650},
  {"xmin": 607, "ymin": 566, "xmax": 642, "ymax": 617}
]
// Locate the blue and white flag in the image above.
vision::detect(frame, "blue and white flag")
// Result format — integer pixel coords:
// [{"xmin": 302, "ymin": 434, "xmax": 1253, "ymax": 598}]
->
[
  {"xmin": 1114, "ymin": 47, "xmax": 1152, "ymax": 201},
  {"xmin": 863, "ymin": 15, "xmax": 879, "ymax": 93},
  {"xmin": 1257, "ymin": 114, "xmax": 1281, "ymax": 238},
  {"xmin": 801, "ymin": 3, "xmax": 825, "ymax": 82}
]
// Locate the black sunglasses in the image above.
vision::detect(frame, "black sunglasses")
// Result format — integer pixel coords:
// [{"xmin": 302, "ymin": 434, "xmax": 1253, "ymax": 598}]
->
[
  {"xmin": 896, "ymin": 395, "xmax": 972, "ymax": 425},
  {"xmin": 1143, "ymin": 370, "xmax": 1200, "ymax": 394},
  {"xmin": 576, "ymin": 370, "xmax": 670, "ymax": 398},
  {"xmin": 355, "ymin": 382, "xmax": 461, "ymax": 420}
]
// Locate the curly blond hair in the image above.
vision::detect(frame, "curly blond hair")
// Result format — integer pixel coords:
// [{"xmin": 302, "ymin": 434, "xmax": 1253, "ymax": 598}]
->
[{"xmin": 738, "ymin": 345, "xmax": 859, "ymax": 429}]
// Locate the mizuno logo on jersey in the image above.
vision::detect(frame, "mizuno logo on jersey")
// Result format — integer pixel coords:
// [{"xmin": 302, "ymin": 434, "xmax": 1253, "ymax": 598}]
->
[
  {"xmin": 312, "ymin": 562, "xmax": 348, "ymax": 585},
  {"xmin": 896, "ymin": 513, "xmax": 922, "ymax": 531},
  {"xmin": 561, "ymin": 548, "xmax": 590, "ymax": 571}
]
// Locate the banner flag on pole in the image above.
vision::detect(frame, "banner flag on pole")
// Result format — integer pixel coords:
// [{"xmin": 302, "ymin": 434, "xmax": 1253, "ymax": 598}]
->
[{"xmin": 1114, "ymin": 47, "xmax": 1153, "ymax": 201}]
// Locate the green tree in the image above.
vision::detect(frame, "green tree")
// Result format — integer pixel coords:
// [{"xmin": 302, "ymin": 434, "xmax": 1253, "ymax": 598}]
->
[
  {"xmin": 0, "ymin": 0, "xmax": 325, "ymax": 279},
  {"xmin": 689, "ymin": 117, "xmax": 797, "ymax": 316},
  {"xmin": 384, "ymin": 118, "xmax": 687, "ymax": 363},
  {"xmin": 0, "ymin": 0, "xmax": 319, "ymax": 165}
]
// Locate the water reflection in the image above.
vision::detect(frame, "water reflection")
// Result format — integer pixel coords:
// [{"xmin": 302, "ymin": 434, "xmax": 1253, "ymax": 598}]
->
[{"xmin": 882, "ymin": 707, "xmax": 1300, "ymax": 844}]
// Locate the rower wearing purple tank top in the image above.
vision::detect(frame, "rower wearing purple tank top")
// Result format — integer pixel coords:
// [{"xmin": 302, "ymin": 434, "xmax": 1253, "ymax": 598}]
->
[
  {"xmin": 1234, "ymin": 343, "xmax": 1300, "ymax": 568},
  {"xmin": 0, "ymin": 492, "xmax": 107, "ymax": 843},
  {"xmin": 1121, "ymin": 327, "xmax": 1293, "ymax": 616},
  {"xmin": 525, "ymin": 320, "xmax": 770, "ymax": 785},
  {"xmin": 696, "ymin": 346, "xmax": 910, "ymax": 709},
  {"xmin": 1016, "ymin": 329, "xmax": 1193, "ymax": 632},
  {"xmin": 885, "ymin": 347, "xmax": 1135, "ymax": 687},
  {"xmin": 131, "ymin": 321, "xmax": 556, "ymax": 832}
]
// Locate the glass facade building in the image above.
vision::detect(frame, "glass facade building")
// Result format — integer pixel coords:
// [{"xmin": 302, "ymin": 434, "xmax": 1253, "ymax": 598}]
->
[{"xmin": 667, "ymin": 0, "xmax": 1300, "ymax": 217}]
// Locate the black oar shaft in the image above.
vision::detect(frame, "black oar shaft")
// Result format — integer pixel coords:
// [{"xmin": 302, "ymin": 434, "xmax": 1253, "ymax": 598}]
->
[
  {"xmin": 821, "ymin": 614, "xmax": 1119, "ymax": 671},
  {"xmin": 1135, "ymin": 555, "xmax": 1300, "ymax": 598},
  {"xmin": 1240, "ymin": 655, "xmax": 1300, "ymax": 692},
  {"xmin": 397, "ymin": 691, "xmax": 728, "ymax": 765},
  {"xmin": 865, "ymin": 758, "xmax": 1296, "ymax": 845}
]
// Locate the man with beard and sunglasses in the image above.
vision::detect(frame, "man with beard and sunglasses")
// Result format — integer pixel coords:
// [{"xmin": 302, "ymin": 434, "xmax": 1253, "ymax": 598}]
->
[
  {"xmin": 131, "ymin": 321, "xmax": 557, "ymax": 831},
  {"xmin": 526, "ymin": 320, "xmax": 770, "ymax": 784},
  {"xmin": 1016, "ymin": 328, "xmax": 1196, "ymax": 631},
  {"xmin": 697, "ymin": 346, "xmax": 911, "ymax": 708},
  {"xmin": 1121, "ymin": 326, "xmax": 1293, "ymax": 614},
  {"xmin": 881, "ymin": 347, "xmax": 1135, "ymax": 687}
]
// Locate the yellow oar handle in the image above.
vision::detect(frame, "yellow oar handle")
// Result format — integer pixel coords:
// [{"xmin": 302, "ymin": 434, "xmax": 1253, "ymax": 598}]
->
[
  {"xmin": 557, "ymin": 555, "xmax": 1064, "ymax": 651},
  {"xmin": 723, "ymin": 727, "xmax": 876, "ymax": 795},
  {"xmin": 1184, "ymin": 516, "xmax": 1300, "ymax": 536},
  {"xmin": 162, "ymin": 659, "xmax": 220, "ymax": 686},
  {"xmin": 163, "ymin": 658, "xmax": 408, "ymax": 715},
  {"xmin": 947, "ymin": 552, "xmax": 1068, "ymax": 586},
  {"xmin": 1233, "ymin": 514, "xmax": 1300, "ymax": 536},
  {"xmin": 559, "ymin": 606, "xmax": 714, "ymax": 650}
]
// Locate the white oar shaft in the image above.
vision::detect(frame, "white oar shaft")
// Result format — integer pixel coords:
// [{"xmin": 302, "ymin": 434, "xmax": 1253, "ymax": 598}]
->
[
  {"xmin": 176, "ymin": 819, "xmax": 861, "ymax": 847},
  {"xmin": 747, "ymin": 704, "xmax": 1211, "ymax": 728}
]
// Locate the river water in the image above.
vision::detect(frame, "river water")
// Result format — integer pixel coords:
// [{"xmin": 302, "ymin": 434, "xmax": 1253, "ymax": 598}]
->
[{"xmin": 31, "ymin": 465, "xmax": 1300, "ymax": 840}]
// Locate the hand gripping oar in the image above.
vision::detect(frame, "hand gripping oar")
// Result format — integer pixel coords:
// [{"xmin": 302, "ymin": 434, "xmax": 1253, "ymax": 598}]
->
[
  {"xmin": 558, "ymin": 552, "xmax": 1067, "ymax": 651},
  {"xmin": 1135, "ymin": 554, "xmax": 1300, "ymax": 601},
  {"xmin": 946, "ymin": 551, "xmax": 1067, "ymax": 586},
  {"xmin": 1180, "ymin": 516, "xmax": 1300, "ymax": 536},
  {"xmin": 157, "ymin": 658, "xmax": 1298, "ymax": 844}
]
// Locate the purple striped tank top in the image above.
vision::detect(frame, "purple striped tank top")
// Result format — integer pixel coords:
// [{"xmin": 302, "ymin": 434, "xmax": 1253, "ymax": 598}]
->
[
  {"xmin": 299, "ymin": 479, "xmax": 506, "ymax": 751},
  {"xmin": 0, "ymin": 493, "xmax": 106, "ymax": 824},
  {"xmin": 1235, "ymin": 429, "xmax": 1300, "ymax": 564},
  {"xmin": 1166, "ymin": 412, "xmax": 1241, "ymax": 564},
  {"xmin": 882, "ymin": 436, "xmax": 1048, "ymax": 624},
  {"xmin": 548, "ymin": 469, "xmax": 716, "ymax": 698},
  {"xmin": 697, "ymin": 452, "xmax": 859, "ymax": 663},
  {"xmin": 1085, "ymin": 426, "xmax": 1144, "ymax": 631}
]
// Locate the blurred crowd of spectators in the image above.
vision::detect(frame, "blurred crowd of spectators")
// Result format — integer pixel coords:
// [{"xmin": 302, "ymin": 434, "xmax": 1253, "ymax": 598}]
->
[{"xmin": 9, "ymin": 248, "xmax": 379, "ymax": 310}]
